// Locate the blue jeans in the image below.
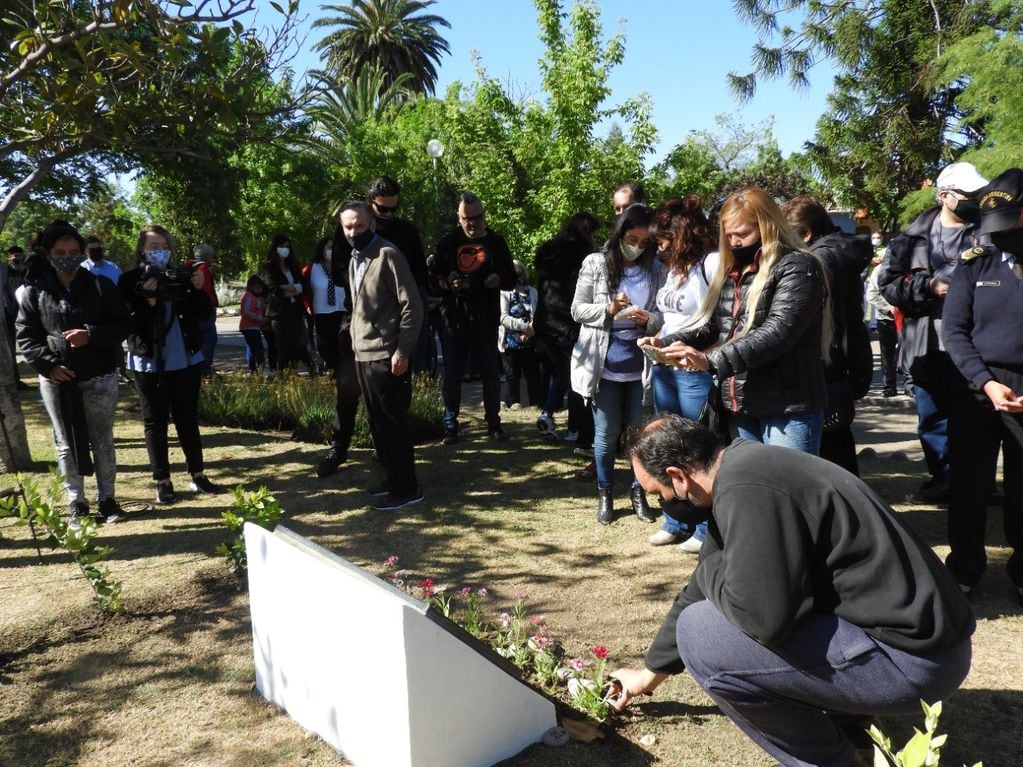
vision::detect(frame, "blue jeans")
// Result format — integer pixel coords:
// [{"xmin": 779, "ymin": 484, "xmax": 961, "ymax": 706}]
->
[
  {"xmin": 678, "ymin": 600, "xmax": 971, "ymax": 767},
  {"xmin": 592, "ymin": 378, "xmax": 645, "ymax": 489},
  {"xmin": 915, "ymin": 380, "xmax": 950, "ymax": 485},
  {"xmin": 653, "ymin": 365, "xmax": 713, "ymax": 539},
  {"xmin": 730, "ymin": 411, "xmax": 824, "ymax": 455},
  {"xmin": 439, "ymin": 322, "xmax": 502, "ymax": 429},
  {"xmin": 200, "ymin": 316, "xmax": 217, "ymax": 373}
]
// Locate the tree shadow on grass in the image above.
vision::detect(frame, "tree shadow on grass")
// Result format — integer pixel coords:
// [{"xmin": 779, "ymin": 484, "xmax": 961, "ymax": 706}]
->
[{"xmin": 0, "ymin": 568, "xmax": 252, "ymax": 767}]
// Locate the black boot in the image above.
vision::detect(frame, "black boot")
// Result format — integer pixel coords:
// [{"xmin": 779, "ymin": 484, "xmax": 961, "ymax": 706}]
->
[
  {"xmin": 597, "ymin": 487, "xmax": 614, "ymax": 525},
  {"xmin": 631, "ymin": 484, "xmax": 657, "ymax": 523}
]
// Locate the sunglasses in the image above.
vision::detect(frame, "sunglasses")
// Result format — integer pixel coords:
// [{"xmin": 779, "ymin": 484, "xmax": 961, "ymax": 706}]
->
[{"xmin": 373, "ymin": 202, "xmax": 399, "ymax": 213}]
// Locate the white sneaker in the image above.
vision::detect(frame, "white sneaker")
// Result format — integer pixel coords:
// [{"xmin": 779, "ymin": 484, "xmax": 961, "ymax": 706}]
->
[
  {"xmin": 679, "ymin": 537, "xmax": 704, "ymax": 554},
  {"xmin": 648, "ymin": 529, "xmax": 680, "ymax": 546}
]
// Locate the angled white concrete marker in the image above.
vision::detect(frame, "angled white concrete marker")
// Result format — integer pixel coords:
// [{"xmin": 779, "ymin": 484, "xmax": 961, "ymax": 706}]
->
[{"xmin": 245, "ymin": 523, "xmax": 557, "ymax": 767}]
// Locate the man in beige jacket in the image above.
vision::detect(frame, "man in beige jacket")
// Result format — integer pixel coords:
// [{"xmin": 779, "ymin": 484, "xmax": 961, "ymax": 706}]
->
[{"xmin": 339, "ymin": 200, "xmax": 425, "ymax": 510}]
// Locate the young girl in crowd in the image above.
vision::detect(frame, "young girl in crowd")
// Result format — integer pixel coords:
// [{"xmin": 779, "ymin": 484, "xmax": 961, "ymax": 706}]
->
[
  {"xmin": 302, "ymin": 235, "xmax": 347, "ymax": 374},
  {"xmin": 239, "ymin": 275, "xmax": 267, "ymax": 374},
  {"xmin": 499, "ymin": 260, "xmax": 541, "ymax": 408}
]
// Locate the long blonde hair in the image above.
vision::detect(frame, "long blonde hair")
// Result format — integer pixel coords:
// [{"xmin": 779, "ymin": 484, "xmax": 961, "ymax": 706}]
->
[{"xmin": 682, "ymin": 188, "xmax": 831, "ymax": 356}]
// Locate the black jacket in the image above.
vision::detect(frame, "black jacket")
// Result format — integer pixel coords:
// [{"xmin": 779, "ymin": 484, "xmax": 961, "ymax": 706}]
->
[
  {"xmin": 943, "ymin": 244, "xmax": 1023, "ymax": 392},
  {"xmin": 667, "ymin": 249, "xmax": 827, "ymax": 417},
  {"xmin": 810, "ymin": 230, "xmax": 873, "ymax": 396},
  {"xmin": 16, "ymin": 266, "xmax": 131, "ymax": 380},
  {"xmin": 428, "ymin": 227, "xmax": 516, "ymax": 327},
  {"xmin": 119, "ymin": 266, "xmax": 211, "ymax": 360},
  {"xmin": 645, "ymin": 440, "xmax": 976, "ymax": 674},
  {"xmin": 877, "ymin": 206, "xmax": 980, "ymax": 381},
  {"xmin": 533, "ymin": 231, "xmax": 592, "ymax": 350},
  {"xmin": 374, "ymin": 216, "xmax": 427, "ymax": 288}
]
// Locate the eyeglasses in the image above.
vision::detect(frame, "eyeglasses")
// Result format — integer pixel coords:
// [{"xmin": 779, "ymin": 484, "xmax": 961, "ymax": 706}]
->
[{"xmin": 373, "ymin": 202, "xmax": 399, "ymax": 213}]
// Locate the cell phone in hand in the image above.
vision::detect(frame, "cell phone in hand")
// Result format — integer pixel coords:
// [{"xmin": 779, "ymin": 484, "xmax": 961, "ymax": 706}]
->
[{"xmin": 641, "ymin": 345, "xmax": 674, "ymax": 365}]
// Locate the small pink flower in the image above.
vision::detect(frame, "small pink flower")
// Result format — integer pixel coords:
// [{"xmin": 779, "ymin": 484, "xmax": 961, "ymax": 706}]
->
[
  {"xmin": 528, "ymin": 614, "xmax": 546, "ymax": 626},
  {"xmin": 498, "ymin": 612, "xmax": 512, "ymax": 628},
  {"xmin": 384, "ymin": 555, "xmax": 399, "ymax": 568},
  {"xmin": 458, "ymin": 586, "xmax": 473, "ymax": 597},
  {"xmin": 478, "ymin": 587, "xmax": 488, "ymax": 597},
  {"xmin": 529, "ymin": 634, "xmax": 553, "ymax": 651},
  {"xmin": 392, "ymin": 578, "xmax": 404, "ymax": 588},
  {"xmin": 570, "ymin": 657, "xmax": 590, "ymax": 672},
  {"xmin": 591, "ymin": 645, "xmax": 609, "ymax": 660},
  {"xmin": 514, "ymin": 592, "xmax": 528, "ymax": 601}
]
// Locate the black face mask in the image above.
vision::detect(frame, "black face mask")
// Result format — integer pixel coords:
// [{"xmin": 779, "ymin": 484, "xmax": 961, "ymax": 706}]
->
[
  {"xmin": 991, "ymin": 228, "xmax": 1023, "ymax": 255},
  {"xmin": 952, "ymin": 197, "xmax": 981, "ymax": 224},
  {"xmin": 731, "ymin": 240, "xmax": 762, "ymax": 266},
  {"xmin": 87, "ymin": 248, "xmax": 103, "ymax": 262},
  {"xmin": 345, "ymin": 229, "xmax": 376, "ymax": 252},
  {"xmin": 661, "ymin": 496, "xmax": 712, "ymax": 527}
]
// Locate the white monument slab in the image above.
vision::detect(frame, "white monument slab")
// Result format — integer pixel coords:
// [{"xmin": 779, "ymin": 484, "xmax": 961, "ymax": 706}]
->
[{"xmin": 245, "ymin": 523, "xmax": 557, "ymax": 767}]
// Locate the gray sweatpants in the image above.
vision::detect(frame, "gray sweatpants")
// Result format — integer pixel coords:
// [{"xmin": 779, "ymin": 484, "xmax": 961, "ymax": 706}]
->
[
  {"xmin": 677, "ymin": 600, "xmax": 972, "ymax": 767},
  {"xmin": 39, "ymin": 371, "xmax": 119, "ymax": 506}
]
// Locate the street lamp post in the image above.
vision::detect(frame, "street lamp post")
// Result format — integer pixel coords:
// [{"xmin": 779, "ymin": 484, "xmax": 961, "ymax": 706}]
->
[{"xmin": 426, "ymin": 139, "xmax": 445, "ymax": 247}]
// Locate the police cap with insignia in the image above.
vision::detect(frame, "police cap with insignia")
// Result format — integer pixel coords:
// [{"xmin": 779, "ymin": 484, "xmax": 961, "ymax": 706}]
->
[{"xmin": 977, "ymin": 168, "xmax": 1023, "ymax": 234}]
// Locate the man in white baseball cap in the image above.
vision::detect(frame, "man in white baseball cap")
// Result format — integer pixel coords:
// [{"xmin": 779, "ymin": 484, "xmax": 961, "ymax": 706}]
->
[{"xmin": 876, "ymin": 161, "xmax": 988, "ymax": 505}]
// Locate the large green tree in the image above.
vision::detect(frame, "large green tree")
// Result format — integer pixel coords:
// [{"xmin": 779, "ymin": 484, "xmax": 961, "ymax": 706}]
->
[
  {"xmin": 937, "ymin": 0, "xmax": 1023, "ymax": 174},
  {"xmin": 0, "ymin": 0, "xmax": 300, "ymax": 233},
  {"xmin": 312, "ymin": 0, "xmax": 450, "ymax": 94},
  {"xmin": 730, "ymin": 0, "xmax": 994, "ymax": 231}
]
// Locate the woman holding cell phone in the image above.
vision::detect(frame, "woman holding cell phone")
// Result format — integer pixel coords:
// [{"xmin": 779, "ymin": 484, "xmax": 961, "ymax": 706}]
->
[{"xmin": 570, "ymin": 204, "xmax": 664, "ymax": 525}]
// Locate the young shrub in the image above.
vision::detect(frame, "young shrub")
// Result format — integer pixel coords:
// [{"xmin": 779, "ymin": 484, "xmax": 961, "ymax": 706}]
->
[
  {"xmin": 216, "ymin": 485, "xmax": 283, "ymax": 575},
  {"xmin": 0, "ymin": 472, "xmax": 123, "ymax": 614}
]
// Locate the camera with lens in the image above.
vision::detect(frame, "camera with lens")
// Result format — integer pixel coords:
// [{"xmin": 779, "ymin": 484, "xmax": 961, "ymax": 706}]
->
[{"xmin": 138, "ymin": 263, "xmax": 197, "ymax": 301}]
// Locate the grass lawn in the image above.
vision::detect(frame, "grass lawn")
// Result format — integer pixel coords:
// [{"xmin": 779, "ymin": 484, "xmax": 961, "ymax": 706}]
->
[{"xmin": 1, "ymin": 374, "xmax": 1021, "ymax": 767}]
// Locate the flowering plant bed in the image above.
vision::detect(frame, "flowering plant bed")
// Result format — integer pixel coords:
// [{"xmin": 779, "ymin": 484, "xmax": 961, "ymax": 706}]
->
[{"xmin": 384, "ymin": 556, "xmax": 616, "ymax": 724}]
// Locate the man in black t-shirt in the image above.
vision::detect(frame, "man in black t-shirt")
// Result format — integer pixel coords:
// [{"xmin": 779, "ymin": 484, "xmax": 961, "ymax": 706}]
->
[{"xmin": 428, "ymin": 192, "xmax": 516, "ymax": 443}]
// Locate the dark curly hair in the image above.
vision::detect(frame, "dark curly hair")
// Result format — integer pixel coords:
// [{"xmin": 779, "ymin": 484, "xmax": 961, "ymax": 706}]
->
[{"xmin": 650, "ymin": 196, "xmax": 715, "ymax": 280}]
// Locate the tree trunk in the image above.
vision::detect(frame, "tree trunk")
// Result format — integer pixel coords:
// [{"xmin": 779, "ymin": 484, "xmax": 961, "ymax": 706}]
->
[{"xmin": 0, "ymin": 311, "xmax": 32, "ymax": 473}]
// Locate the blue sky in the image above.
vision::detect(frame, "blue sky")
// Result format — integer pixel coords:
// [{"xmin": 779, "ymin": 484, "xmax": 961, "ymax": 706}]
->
[{"xmin": 261, "ymin": 0, "xmax": 840, "ymax": 161}]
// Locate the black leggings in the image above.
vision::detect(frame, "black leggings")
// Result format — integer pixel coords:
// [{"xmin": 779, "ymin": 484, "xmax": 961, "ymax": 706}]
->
[{"xmin": 133, "ymin": 363, "xmax": 205, "ymax": 480}]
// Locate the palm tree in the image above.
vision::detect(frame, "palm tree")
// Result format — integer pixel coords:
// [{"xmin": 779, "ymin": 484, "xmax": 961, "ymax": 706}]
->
[
  {"xmin": 312, "ymin": 0, "xmax": 451, "ymax": 95},
  {"xmin": 297, "ymin": 68, "xmax": 415, "ymax": 215}
]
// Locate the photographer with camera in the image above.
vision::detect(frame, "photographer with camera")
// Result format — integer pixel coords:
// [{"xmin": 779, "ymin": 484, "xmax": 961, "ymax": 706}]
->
[
  {"xmin": 16, "ymin": 220, "xmax": 132, "ymax": 527},
  {"xmin": 119, "ymin": 225, "xmax": 224, "ymax": 504}
]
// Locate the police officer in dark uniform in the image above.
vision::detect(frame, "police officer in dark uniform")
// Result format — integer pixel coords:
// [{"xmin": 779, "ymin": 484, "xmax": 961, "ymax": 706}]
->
[{"xmin": 942, "ymin": 167, "xmax": 1023, "ymax": 603}]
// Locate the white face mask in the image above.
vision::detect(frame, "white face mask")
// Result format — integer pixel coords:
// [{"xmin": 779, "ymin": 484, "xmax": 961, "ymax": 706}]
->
[
  {"xmin": 276, "ymin": 246, "xmax": 290, "ymax": 258},
  {"xmin": 145, "ymin": 248, "xmax": 171, "ymax": 269},
  {"xmin": 620, "ymin": 241, "xmax": 643, "ymax": 262},
  {"xmin": 871, "ymin": 237, "xmax": 883, "ymax": 247}
]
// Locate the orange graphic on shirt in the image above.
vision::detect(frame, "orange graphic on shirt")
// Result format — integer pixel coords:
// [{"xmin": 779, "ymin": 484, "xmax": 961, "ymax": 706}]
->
[{"xmin": 456, "ymin": 243, "xmax": 487, "ymax": 273}]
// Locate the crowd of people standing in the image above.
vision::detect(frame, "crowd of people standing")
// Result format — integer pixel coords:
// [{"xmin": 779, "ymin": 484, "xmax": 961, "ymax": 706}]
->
[{"xmin": 5, "ymin": 162, "xmax": 1023, "ymax": 767}]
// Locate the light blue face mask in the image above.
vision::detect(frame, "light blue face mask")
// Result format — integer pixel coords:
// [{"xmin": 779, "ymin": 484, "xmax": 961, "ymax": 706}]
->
[{"xmin": 145, "ymin": 248, "xmax": 171, "ymax": 269}]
